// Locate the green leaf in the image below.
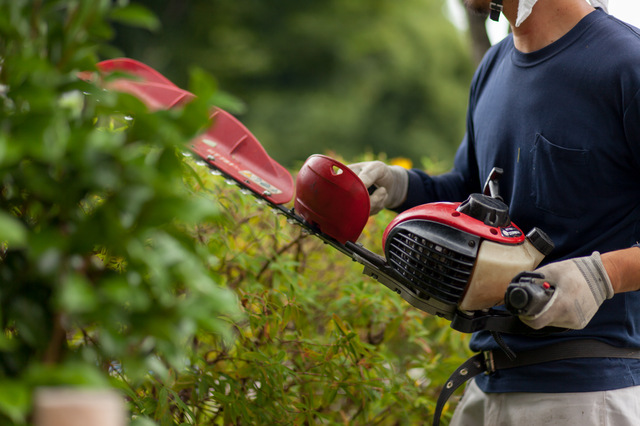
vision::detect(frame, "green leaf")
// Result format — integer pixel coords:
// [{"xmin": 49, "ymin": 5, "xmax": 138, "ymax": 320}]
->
[
  {"xmin": 0, "ymin": 380, "xmax": 30, "ymax": 424},
  {"xmin": 146, "ymin": 357, "xmax": 169, "ymax": 384},
  {"xmin": 177, "ymin": 197, "xmax": 220, "ymax": 224},
  {"xmin": 187, "ymin": 67, "xmax": 217, "ymax": 102},
  {"xmin": 0, "ymin": 212, "xmax": 27, "ymax": 248},
  {"xmin": 167, "ymin": 389, "xmax": 195, "ymax": 421},
  {"xmin": 130, "ymin": 416, "xmax": 158, "ymax": 426},
  {"xmin": 210, "ymin": 91, "xmax": 246, "ymax": 114},
  {"xmin": 280, "ymin": 304, "xmax": 292, "ymax": 331},
  {"xmin": 11, "ymin": 298, "xmax": 48, "ymax": 348},
  {"xmin": 0, "ymin": 333, "xmax": 16, "ymax": 351},
  {"xmin": 109, "ymin": 4, "xmax": 160, "ymax": 32},
  {"xmin": 321, "ymin": 386, "xmax": 338, "ymax": 407},
  {"xmin": 58, "ymin": 272, "xmax": 98, "ymax": 313},
  {"xmin": 154, "ymin": 386, "xmax": 168, "ymax": 420},
  {"xmin": 332, "ymin": 313, "xmax": 350, "ymax": 336},
  {"xmin": 274, "ymin": 350, "xmax": 286, "ymax": 363},
  {"xmin": 25, "ymin": 363, "xmax": 110, "ymax": 388},
  {"xmin": 212, "ymin": 391, "xmax": 233, "ymax": 404}
]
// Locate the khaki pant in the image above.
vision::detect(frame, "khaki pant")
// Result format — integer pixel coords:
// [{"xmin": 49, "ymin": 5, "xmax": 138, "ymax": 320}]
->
[{"xmin": 450, "ymin": 379, "xmax": 640, "ymax": 426}]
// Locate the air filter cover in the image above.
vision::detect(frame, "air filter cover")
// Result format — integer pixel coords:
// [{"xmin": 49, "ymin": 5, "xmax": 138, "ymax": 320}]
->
[{"xmin": 295, "ymin": 155, "xmax": 370, "ymax": 244}]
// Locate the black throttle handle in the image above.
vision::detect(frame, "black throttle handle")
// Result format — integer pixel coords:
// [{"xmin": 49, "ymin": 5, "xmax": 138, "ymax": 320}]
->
[{"xmin": 505, "ymin": 271, "xmax": 555, "ymax": 316}]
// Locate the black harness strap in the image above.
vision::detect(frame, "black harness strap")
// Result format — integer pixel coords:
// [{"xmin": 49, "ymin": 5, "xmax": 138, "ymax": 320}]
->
[
  {"xmin": 433, "ymin": 353, "xmax": 486, "ymax": 426},
  {"xmin": 489, "ymin": 0, "xmax": 503, "ymax": 22},
  {"xmin": 432, "ymin": 339, "xmax": 640, "ymax": 426}
]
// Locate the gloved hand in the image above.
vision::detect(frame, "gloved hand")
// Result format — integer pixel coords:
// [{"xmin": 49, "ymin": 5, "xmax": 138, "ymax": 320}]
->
[
  {"xmin": 520, "ymin": 252, "xmax": 614, "ymax": 330},
  {"xmin": 348, "ymin": 161, "xmax": 409, "ymax": 215}
]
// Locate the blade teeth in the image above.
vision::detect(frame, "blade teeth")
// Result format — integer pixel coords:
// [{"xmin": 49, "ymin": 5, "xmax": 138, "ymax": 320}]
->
[{"xmin": 196, "ymin": 159, "xmax": 278, "ymax": 212}]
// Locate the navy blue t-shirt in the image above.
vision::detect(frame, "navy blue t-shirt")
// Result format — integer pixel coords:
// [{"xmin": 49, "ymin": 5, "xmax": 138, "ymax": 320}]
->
[{"xmin": 398, "ymin": 9, "xmax": 640, "ymax": 393}]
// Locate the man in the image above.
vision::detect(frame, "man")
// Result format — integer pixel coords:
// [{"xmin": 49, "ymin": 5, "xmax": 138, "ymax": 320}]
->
[{"xmin": 350, "ymin": 0, "xmax": 640, "ymax": 424}]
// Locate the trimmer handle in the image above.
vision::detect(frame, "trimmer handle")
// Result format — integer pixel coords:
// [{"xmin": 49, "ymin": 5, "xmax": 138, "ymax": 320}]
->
[{"xmin": 505, "ymin": 271, "xmax": 555, "ymax": 316}]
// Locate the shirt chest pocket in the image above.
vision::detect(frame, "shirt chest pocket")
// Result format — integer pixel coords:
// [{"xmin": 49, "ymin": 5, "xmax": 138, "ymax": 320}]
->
[{"xmin": 530, "ymin": 134, "xmax": 590, "ymax": 218}]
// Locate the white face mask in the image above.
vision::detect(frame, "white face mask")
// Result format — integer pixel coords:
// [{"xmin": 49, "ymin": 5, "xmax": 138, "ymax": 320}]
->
[{"xmin": 516, "ymin": 0, "xmax": 609, "ymax": 27}]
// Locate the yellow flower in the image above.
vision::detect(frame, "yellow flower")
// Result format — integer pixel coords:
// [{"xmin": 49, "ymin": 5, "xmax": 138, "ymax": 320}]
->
[{"xmin": 390, "ymin": 157, "xmax": 413, "ymax": 169}]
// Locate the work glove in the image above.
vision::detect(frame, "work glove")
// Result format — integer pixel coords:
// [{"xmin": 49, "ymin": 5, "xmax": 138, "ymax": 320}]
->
[
  {"xmin": 348, "ymin": 161, "xmax": 409, "ymax": 215},
  {"xmin": 520, "ymin": 252, "xmax": 614, "ymax": 330}
]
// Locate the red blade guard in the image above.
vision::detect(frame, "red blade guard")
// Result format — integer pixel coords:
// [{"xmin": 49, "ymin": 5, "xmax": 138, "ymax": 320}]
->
[{"xmin": 80, "ymin": 58, "xmax": 294, "ymax": 205}]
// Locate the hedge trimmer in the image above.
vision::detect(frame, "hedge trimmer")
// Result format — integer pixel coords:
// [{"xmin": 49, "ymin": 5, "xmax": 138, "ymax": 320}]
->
[{"xmin": 81, "ymin": 58, "xmax": 559, "ymax": 336}]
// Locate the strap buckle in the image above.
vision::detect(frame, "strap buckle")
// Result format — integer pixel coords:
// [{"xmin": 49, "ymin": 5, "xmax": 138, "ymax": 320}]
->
[
  {"xmin": 483, "ymin": 350, "xmax": 496, "ymax": 374},
  {"xmin": 489, "ymin": 1, "xmax": 503, "ymax": 13}
]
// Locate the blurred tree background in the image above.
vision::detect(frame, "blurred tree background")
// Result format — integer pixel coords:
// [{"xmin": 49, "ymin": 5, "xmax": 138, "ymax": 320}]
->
[{"xmin": 111, "ymin": 0, "xmax": 476, "ymax": 168}]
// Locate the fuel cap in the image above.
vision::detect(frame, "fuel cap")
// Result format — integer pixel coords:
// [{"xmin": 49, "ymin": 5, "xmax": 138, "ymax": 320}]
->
[
  {"xmin": 526, "ymin": 227, "xmax": 555, "ymax": 256},
  {"xmin": 456, "ymin": 193, "xmax": 511, "ymax": 227}
]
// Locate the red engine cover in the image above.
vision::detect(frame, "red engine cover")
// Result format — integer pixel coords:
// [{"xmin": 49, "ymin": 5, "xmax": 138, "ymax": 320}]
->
[{"xmin": 383, "ymin": 202, "xmax": 526, "ymax": 249}]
